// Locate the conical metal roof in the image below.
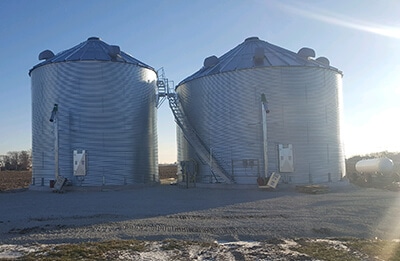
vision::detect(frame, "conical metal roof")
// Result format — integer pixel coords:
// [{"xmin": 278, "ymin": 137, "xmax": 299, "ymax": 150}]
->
[
  {"xmin": 179, "ymin": 36, "xmax": 341, "ymax": 85},
  {"xmin": 29, "ymin": 37, "xmax": 154, "ymax": 75}
]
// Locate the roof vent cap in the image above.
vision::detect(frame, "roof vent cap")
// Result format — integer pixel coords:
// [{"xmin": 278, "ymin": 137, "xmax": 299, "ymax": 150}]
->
[
  {"xmin": 316, "ymin": 57, "xmax": 330, "ymax": 66},
  {"xmin": 109, "ymin": 45, "xmax": 121, "ymax": 58},
  {"xmin": 87, "ymin": 36, "xmax": 100, "ymax": 41},
  {"xmin": 245, "ymin": 36, "xmax": 259, "ymax": 42},
  {"xmin": 203, "ymin": 55, "xmax": 219, "ymax": 68},
  {"xmin": 38, "ymin": 50, "xmax": 55, "ymax": 60},
  {"xmin": 297, "ymin": 47, "xmax": 316, "ymax": 59}
]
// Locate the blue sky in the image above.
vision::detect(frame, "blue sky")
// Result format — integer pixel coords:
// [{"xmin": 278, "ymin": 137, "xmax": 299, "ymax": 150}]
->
[{"xmin": 0, "ymin": 0, "xmax": 399, "ymax": 163}]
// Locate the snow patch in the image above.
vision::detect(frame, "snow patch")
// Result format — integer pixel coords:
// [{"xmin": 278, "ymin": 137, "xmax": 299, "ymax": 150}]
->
[{"xmin": 0, "ymin": 244, "xmax": 40, "ymax": 259}]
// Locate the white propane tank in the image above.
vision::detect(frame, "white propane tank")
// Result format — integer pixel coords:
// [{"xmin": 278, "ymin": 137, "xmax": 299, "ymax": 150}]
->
[{"xmin": 355, "ymin": 158, "xmax": 394, "ymax": 175}]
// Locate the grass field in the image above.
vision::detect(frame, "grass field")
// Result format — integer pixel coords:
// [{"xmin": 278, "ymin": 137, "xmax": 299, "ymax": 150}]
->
[
  {"xmin": 0, "ymin": 171, "xmax": 31, "ymax": 192},
  {"xmin": 0, "ymin": 165, "xmax": 177, "ymax": 192}
]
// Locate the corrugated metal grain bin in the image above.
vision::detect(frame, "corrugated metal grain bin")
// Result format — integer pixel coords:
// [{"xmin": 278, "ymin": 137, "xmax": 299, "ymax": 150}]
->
[
  {"xmin": 29, "ymin": 37, "xmax": 158, "ymax": 187},
  {"xmin": 175, "ymin": 37, "xmax": 345, "ymax": 184}
]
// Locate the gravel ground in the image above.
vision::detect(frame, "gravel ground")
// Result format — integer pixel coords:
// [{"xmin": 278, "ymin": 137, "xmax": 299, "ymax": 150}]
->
[{"xmin": 1, "ymin": 181, "xmax": 400, "ymax": 246}]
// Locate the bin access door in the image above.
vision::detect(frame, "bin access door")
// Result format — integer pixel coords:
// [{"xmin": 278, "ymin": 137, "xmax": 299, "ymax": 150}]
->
[{"xmin": 73, "ymin": 150, "xmax": 87, "ymax": 176}]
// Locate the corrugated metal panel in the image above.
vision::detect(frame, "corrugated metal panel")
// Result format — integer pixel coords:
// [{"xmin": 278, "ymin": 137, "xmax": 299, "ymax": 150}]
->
[
  {"xmin": 31, "ymin": 61, "xmax": 158, "ymax": 187},
  {"xmin": 177, "ymin": 66, "xmax": 344, "ymax": 184},
  {"xmin": 179, "ymin": 37, "xmax": 342, "ymax": 85},
  {"xmin": 29, "ymin": 37, "xmax": 154, "ymax": 75}
]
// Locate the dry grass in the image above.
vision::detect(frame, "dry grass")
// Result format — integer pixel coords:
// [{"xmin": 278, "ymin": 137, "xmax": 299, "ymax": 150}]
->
[
  {"xmin": 0, "ymin": 171, "xmax": 31, "ymax": 192},
  {"xmin": 0, "ymin": 166, "xmax": 176, "ymax": 191},
  {"xmin": 159, "ymin": 164, "xmax": 177, "ymax": 180},
  {"xmin": 11, "ymin": 238, "xmax": 400, "ymax": 260}
]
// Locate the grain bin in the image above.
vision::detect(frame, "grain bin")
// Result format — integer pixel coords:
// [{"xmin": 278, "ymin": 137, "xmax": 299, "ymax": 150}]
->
[
  {"xmin": 29, "ymin": 37, "xmax": 158, "ymax": 187},
  {"xmin": 174, "ymin": 37, "xmax": 345, "ymax": 184}
]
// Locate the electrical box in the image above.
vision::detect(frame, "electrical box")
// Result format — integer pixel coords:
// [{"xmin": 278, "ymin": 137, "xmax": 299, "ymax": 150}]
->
[
  {"xmin": 73, "ymin": 150, "xmax": 87, "ymax": 176},
  {"xmin": 278, "ymin": 144, "xmax": 294, "ymax": 173}
]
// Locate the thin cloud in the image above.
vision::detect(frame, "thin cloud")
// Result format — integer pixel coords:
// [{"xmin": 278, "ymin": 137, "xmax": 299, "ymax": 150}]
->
[{"xmin": 277, "ymin": 2, "xmax": 400, "ymax": 39}]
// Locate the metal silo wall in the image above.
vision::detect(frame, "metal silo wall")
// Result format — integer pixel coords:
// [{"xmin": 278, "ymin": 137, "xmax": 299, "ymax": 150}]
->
[
  {"xmin": 177, "ymin": 67, "xmax": 344, "ymax": 184},
  {"xmin": 31, "ymin": 61, "xmax": 158, "ymax": 187}
]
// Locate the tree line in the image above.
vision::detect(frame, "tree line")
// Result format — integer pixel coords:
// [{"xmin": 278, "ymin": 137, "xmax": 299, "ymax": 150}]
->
[{"xmin": 0, "ymin": 150, "xmax": 32, "ymax": 171}]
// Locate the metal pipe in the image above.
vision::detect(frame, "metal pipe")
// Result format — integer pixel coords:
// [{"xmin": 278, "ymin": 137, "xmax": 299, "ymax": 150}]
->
[
  {"xmin": 50, "ymin": 104, "xmax": 59, "ymax": 179},
  {"xmin": 261, "ymin": 94, "xmax": 269, "ymax": 178}
]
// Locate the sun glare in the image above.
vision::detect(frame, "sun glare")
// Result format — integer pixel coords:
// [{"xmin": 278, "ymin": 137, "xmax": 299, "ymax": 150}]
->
[
  {"xmin": 344, "ymin": 107, "xmax": 400, "ymax": 157},
  {"xmin": 276, "ymin": 2, "xmax": 400, "ymax": 39},
  {"xmin": 377, "ymin": 194, "xmax": 400, "ymax": 259}
]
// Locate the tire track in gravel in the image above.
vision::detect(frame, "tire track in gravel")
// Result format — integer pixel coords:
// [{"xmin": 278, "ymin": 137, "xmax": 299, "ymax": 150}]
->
[
  {"xmin": 166, "ymin": 213, "xmax": 290, "ymax": 220},
  {"xmin": 99, "ymin": 211, "xmax": 296, "ymax": 240}
]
